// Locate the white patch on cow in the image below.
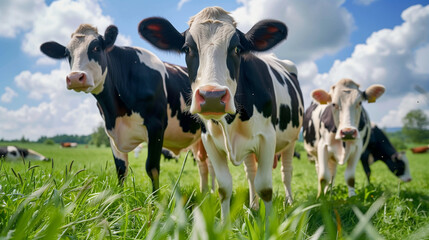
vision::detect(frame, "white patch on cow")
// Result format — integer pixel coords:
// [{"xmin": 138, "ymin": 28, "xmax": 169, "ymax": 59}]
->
[
  {"xmin": 163, "ymin": 107, "xmax": 201, "ymax": 155},
  {"xmin": 26, "ymin": 149, "xmax": 48, "ymax": 161},
  {"xmin": 6, "ymin": 146, "xmax": 19, "ymax": 160},
  {"xmin": 106, "ymin": 112, "xmax": 148, "ymax": 153},
  {"xmin": 188, "ymin": 8, "xmax": 237, "ymax": 115},
  {"xmin": 67, "ymin": 26, "xmax": 108, "ymax": 94},
  {"xmin": 134, "ymin": 47, "xmax": 168, "ymax": 97}
]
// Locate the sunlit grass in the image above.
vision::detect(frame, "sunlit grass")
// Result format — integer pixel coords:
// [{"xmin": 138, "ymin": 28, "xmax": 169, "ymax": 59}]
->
[{"xmin": 0, "ymin": 142, "xmax": 428, "ymax": 239}]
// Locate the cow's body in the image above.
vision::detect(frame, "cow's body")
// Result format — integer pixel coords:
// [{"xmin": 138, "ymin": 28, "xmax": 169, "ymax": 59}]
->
[
  {"xmin": 361, "ymin": 125, "xmax": 411, "ymax": 182},
  {"xmin": 40, "ymin": 24, "xmax": 212, "ymax": 192},
  {"xmin": 303, "ymin": 79, "xmax": 385, "ymax": 197},
  {"xmin": 139, "ymin": 7, "xmax": 303, "ymax": 219},
  {"xmin": 0, "ymin": 146, "xmax": 48, "ymax": 161}
]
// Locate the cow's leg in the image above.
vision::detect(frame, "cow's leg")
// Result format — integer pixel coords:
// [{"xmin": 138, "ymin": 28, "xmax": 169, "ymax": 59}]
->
[
  {"xmin": 110, "ymin": 138, "xmax": 128, "ymax": 185},
  {"xmin": 254, "ymin": 134, "xmax": 276, "ymax": 221},
  {"xmin": 344, "ymin": 148, "xmax": 361, "ymax": 197},
  {"xmin": 327, "ymin": 158, "xmax": 337, "ymax": 193},
  {"xmin": 203, "ymin": 134, "xmax": 232, "ymax": 222},
  {"xmin": 206, "ymin": 158, "xmax": 216, "ymax": 193},
  {"xmin": 145, "ymin": 124, "xmax": 164, "ymax": 193},
  {"xmin": 193, "ymin": 140, "xmax": 216, "ymax": 193},
  {"xmin": 317, "ymin": 143, "xmax": 331, "ymax": 198},
  {"xmin": 280, "ymin": 142, "xmax": 296, "ymax": 205},
  {"xmin": 360, "ymin": 151, "xmax": 371, "ymax": 183},
  {"xmin": 244, "ymin": 153, "xmax": 259, "ymax": 210}
]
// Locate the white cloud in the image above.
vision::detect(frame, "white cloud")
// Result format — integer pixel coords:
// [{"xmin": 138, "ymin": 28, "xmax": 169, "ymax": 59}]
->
[
  {"xmin": 21, "ymin": 0, "xmax": 132, "ymax": 57},
  {"xmin": 0, "ymin": 0, "xmax": 46, "ymax": 38},
  {"xmin": 1, "ymin": 62, "xmax": 102, "ymax": 141},
  {"xmin": 177, "ymin": 0, "xmax": 191, "ymax": 10},
  {"xmin": 1, "ymin": 87, "xmax": 18, "ymax": 103},
  {"xmin": 232, "ymin": 0, "xmax": 354, "ymax": 63}
]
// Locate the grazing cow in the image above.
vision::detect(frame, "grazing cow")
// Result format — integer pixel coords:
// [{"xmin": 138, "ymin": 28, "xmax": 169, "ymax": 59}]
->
[
  {"xmin": 139, "ymin": 7, "xmax": 303, "ymax": 219},
  {"xmin": 61, "ymin": 142, "xmax": 78, "ymax": 148},
  {"xmin": 361, "ymin": 125, "xmax": 412, "ymax": 183},
  {"xmin": 40, "ymin": 24, "xmax": 211, "ymax": 193},
  {"xmin": 0, "ymin": 146, "xmax": 48, "ymax": 161},
  {"xmin": 303, "ymin": 78, "xmax": 385, "ymax": 197}
]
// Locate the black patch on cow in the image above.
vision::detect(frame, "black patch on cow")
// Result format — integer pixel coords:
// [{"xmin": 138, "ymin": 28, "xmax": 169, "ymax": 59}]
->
[
  {"xmin": 164, "ymin": 64, "xmax": 201, "ymax": 134},
  {"xmin": 278, "ymin": 104, "xmax": 291, "ymax": 131},
  {"xmin": 226, "ymin": 34, "xmax": 241, "ymax": 81},
  {"xmin": 184, "ymin": 33, "xmax": 199, "ymax": 83},
  {"xmin": 287, "ymin": 72, "xmax": 304, "ymax": 106},
  {"xmin": 0, "ymin": 147, "xmax": 7, "ymax": 158},
  {"xmin": 285, "ymin": 73, "xmax": 301, "ymax": 128},
  {"xmin": 225, "ymin": 113, "xmax": 236, "ymax": 124},
  {"xmin": 235, "ymin": 54, "xmax": 277, "ymax": 126},
  {"xmin": 320, "ymin": 105, "xmax": 337, "ymax": 133},
  {"xmin": 303, "ymin": 102, "xmax": 318, "ymax": 146},
  {"xmin": 17, "ymin": 147, "xmax": 29, "ymax": 158},
  {"xmin": 87, "ymin": 36, "xmax": 108, "ymax": 73},
  {"xmin": 113, "ymin": 154, "xmax": 127, "ymax": 183},
  {"xmin": 271, "ymin": 66, "xmax": 284, "ymax": 85}
]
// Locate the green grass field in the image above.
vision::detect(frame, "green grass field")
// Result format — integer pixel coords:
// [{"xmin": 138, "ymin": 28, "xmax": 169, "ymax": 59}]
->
[{"xmin": 1, "ymin": 142, "xmax": 428, "ymax": 239}]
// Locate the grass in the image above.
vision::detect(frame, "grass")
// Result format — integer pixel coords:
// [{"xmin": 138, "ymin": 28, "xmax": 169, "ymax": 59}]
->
[{"xmin": 0, "ymin": 141, "xmax": 428, "ymax": 239}]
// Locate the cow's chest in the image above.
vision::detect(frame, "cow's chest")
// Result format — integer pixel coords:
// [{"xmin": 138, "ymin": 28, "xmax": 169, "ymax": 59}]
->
[{"xmin": 106, "ymin": 112, "xmax": 148, "ymax": 153}]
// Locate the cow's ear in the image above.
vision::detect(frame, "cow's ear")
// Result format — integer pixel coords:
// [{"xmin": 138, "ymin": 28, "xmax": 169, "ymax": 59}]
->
[
  {"xmin": 103, "ymin": 25, "xmax": 118, "ymax": 51},
  {"xmin": 40, "ymin": 41, "xmax": 67, "ymax": 59},
  {"xmin": 242, "ymin": 20, "xmax": 287, "ymax": 52},
  {"xmin": 139, "ymin": 17, "xmax": 185, "ymax": 52},
  {"xmin": 364, "ymin": 84, "xmax": 385, "ymax": 103},
  {"xmin": 312, "ymin": 89, "xmax": 331, "ymax": 105}
]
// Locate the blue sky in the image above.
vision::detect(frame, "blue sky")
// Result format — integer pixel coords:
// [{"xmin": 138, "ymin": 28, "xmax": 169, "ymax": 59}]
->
[{"xmin": 1, "ymin": 0, "xmax": 428, "ymax": 140}]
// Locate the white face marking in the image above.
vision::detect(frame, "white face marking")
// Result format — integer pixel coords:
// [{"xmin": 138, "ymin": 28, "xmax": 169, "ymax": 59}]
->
[
  {"xmin": 67, "ymin": 30, "xmax": 107, "ymax": 94},
  {"xmin": 187, "ymin": 9, "xmax": 238, "ymax": 115},
  {"xmin": 329, "ymin": 80, "xmax": 363, "ymax": 140}
]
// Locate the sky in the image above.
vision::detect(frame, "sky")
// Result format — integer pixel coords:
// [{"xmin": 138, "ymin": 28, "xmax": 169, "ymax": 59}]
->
[{"xmin": 0, "ymin": 0, "xmax": 428, "ymax": 141}]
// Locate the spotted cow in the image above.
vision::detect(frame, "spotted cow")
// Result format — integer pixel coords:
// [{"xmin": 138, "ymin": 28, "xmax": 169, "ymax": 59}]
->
[
  {"xmin": 0, "ymin": 146, "xmax": 48, "ymax": 161},
  {"xmin": 40, "ymin": 24, "xmax": 212, "ymax": 193},
  {"xmin": 303, "ymin": 78, "xmax": 385, "ymax": 197},
  {"xmin": 361, "ymin": 125, "xmax": 412, "ymax": 183},
  {"xmin": 139, "ymin": 7, "xmax": 303, "ymax": 219}
]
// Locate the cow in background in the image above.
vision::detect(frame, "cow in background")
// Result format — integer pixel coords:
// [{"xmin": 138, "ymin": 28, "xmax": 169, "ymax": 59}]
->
[
  {"xmin": 139, "ymin": 6, "xmax": 303, "ymax": 219},
  {"xmin": 40, "ymin": 24, "xmax": 211, "ymax": 193},
  {"xmin": 0, "ymin": 146, "xmax": 49, "ymax": 161},
  {"xmin": 303, "ymin": 78, "xmax": 385, "ymax": 197},
  {"xmin": 361, "ymin": 125, "xmax": 412, "ymax": 183}
]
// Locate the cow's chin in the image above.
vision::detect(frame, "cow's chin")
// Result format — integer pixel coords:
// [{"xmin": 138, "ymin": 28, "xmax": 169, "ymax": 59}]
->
[{"xmin": 198, "ymin": 112, "xmax": 226, "ymax": 120}]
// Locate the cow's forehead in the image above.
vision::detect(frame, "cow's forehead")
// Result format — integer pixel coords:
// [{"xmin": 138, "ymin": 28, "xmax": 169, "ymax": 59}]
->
[
  {"xmin": 68, "ymin": 27, "xmax": 99, "ymax": 51},
  {"xmin": 188, "ymin": 7, "xmax": 237, "ymax": 48},
  {"xmin": 331, "ymin": 79, "xmax": 362, "ymax": 103}
]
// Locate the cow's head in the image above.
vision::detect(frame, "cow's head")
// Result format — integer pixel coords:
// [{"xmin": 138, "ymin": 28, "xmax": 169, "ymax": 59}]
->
[
  {"xmin": 312, "ymin": 79, "xmax": 385, "ymax": 141},
  {"xmin": 139, "ymin": 7, "xmax": 287, "ymax": 119},
  {"xmin": 392, "ymin": 152, "xmax": 412, "ymax": 182},
  {"xmin": 40, "ymin": 24, "xmax": 118, "ymax": 94}
]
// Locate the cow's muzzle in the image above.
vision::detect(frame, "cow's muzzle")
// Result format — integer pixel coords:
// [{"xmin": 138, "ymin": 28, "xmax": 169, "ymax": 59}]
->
[
  {"xmin": 66, "ymin": 72, "xmax": 92, "ymax": 91},
  {"xmin": 339, "ymin": 128, "xmax": 358, "ymax": 140},
  {"xmin": 194, "ymin": 87, "xmax": 231, "ymax": 116}
]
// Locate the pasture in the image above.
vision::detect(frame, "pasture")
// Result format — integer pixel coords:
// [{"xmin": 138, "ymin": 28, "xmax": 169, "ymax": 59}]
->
[{"xmin": 1, "ymin": 142, "xmax": 428, "ymax": 239}]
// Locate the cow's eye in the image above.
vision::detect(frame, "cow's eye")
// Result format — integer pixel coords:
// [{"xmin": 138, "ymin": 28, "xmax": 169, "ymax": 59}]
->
[
  {"xmin": 93, "ymin": 46, "xmax": 100, "ymax": 52},
  {"xmin": 234, "ymin": 46, "xmax": 241, "ymax": 54},
  {"xmin": 182, "ymin": 46, "xmax": 190, "ymax": 54}
]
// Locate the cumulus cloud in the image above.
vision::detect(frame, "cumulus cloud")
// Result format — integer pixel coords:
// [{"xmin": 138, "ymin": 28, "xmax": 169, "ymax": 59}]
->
[
  {"xmin": 0, "ymin": 0, "xmax": 45, "ymax": 38},
  {"xmin": 1, "ymin": 87, "xmax": 18, "ymax": 103},
  {"xmin": 21, "ymin": 0, "xmax": 131, "ymax": 59},
  {"xmin": 232, "ymin": 0, "xmax": 354, "ymax": 63},
  {"xmin": 300, "ymin": 4, "xmax": 429, "ymax": 127},
  {"xmin": 1, "ymin": 62, "xmax": 101, "ymax": 140}
]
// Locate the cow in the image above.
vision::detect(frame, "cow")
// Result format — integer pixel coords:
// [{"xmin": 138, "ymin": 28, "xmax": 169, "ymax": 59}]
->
[
  {"xmin": 40, "ymin": 24, "xmax": 213, "ymax": 193},
  {"xmin": 61, "ymin": 142, "xmax": 78, "ymax": 148},
  {"xmin": 303, "ymin": 78, "xmax": 385, "ymax": 197},
  {"xmin": 139, "ymin": 6, "xmax": 304, "ymax": 219},
  {"xmin": 361, "ymin": 125, "xmax": 412, "ymax": 183},
  {"xmin": 0, "ymin": 146, "xmax": 49, "ymax": 161}
]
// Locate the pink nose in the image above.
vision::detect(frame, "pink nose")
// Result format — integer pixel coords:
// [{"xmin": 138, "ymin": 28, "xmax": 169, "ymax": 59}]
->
[
  {"xmin": 195, "ymin": 86, "xmax": 230, "ymax": 115},
  {"xmin": 340, "ymin": 128, "xmax": 358, "ymax": 140},
  {"xmin": 66, "ymin": 72, "xmax": 87, "ymax": 89}
]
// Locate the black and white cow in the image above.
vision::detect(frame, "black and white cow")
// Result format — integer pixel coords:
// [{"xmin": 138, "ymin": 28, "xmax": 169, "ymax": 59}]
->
[
  {"xmin": 0, "ymin": 146, "xmax": 48, "ymax": 161},
  {"xmin": 361, "ymin": 125, "xmax": 412, "ymax": 183},
  {"xmin": 303, "ymin": 78, "xmax": 385, "ymax": 197},
  {"xmin": 40, "ymin": 24, "xmax": 212, "ymax": 193},
  {"xmin": 139, "ymin": 7, "xmax": 303, "ymax": 219}
]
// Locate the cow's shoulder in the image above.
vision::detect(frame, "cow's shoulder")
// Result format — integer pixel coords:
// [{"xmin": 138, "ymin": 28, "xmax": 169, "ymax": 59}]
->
[
  {"xmin": 303, "ymin": 102, "xmax": 319, "ymax": 146},
  {"xmin": 320, "ymin": 104, "xmax": 336, "ymax": 133}
]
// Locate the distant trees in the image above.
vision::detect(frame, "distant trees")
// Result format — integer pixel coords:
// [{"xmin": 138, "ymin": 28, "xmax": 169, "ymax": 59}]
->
[
  {"xmin": 402, "ymin": 109, "xmax": 429, "ymax": 143},
  {"xmin": 90, "ymin": 124, "xmax": 110, "ymax": 147},
  {"xmin": 37, "ymin": 134, "xmax": 91, "ymax": 144}
]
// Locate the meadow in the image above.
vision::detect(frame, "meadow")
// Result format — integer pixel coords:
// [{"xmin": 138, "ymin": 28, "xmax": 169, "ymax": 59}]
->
[{"xmin": 1, "ymin": 141, "xmax": 428, "ymax": 239}]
